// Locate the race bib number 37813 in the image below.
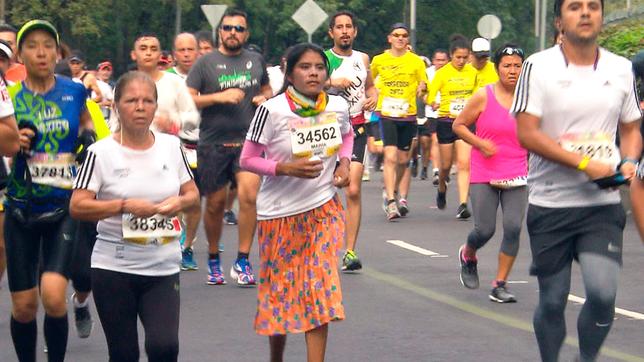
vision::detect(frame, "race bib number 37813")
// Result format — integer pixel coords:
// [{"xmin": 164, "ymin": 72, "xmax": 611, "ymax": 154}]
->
[{"xmin": 27, "ymin": 152, "xmax": 76, "ymax": 189}]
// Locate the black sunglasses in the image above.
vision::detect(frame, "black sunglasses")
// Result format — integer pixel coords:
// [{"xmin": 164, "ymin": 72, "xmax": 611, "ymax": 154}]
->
[
  {"xmin": 220, "ymin": 25, "xmax": 247, "ymax": 33},
  {"xmin": 501, "ymin": 47, "xmax": 525, "ymax": 57}
]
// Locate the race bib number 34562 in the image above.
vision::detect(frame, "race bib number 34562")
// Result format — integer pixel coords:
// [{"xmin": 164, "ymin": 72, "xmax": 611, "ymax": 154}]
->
[
  {"xmin": 290, "ymin": 112, "xmax": 342, "ymax": 158},
  {"xmin": 122, "ymin": 214, "xmax": 182, "ymax": 243},
  {"xmin": 27, "ymin": 152, "xmax": 76, "ymax": 189}
]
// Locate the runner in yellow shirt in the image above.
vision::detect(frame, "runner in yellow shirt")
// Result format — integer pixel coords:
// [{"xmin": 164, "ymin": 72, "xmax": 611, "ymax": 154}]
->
[
  {"xmin": 426, "ymin": 34, "xmax": 478, "ymax": 219},
  {"xmin": 471, "ymin": 38, "xmax": 499, "ymax": 89},
  {"xmin": 371, "ymin": 23, "xmax": 427, "ymax": 220}
]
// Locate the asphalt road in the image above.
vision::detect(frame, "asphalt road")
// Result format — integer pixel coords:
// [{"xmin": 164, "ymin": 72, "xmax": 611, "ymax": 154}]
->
[{"xmin": 1, "ymin": 172, "xmax": 643, "ymax": 362}]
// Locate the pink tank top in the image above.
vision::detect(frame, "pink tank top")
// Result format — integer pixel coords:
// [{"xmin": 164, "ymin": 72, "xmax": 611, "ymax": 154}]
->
[{"xmin": 470, "ymin": 85, "xmax": 528, "ymax": 183}]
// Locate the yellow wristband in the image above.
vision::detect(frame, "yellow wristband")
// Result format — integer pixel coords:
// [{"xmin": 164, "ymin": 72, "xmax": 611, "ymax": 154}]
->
[{"xmin": 577, "ymin": 156, "xmax": 591, "ymax": 171}]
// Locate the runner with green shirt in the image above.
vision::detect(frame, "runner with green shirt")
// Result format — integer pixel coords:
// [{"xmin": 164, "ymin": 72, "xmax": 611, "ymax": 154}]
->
[{"xmin": 325, "ymin": 10, "xmax": 377, "ymax": 271}]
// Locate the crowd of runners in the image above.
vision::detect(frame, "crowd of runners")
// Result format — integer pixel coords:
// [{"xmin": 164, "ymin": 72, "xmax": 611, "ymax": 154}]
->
[{"xmin": 0, "ymin": 0, "xmax": 642, "ymax": 361}]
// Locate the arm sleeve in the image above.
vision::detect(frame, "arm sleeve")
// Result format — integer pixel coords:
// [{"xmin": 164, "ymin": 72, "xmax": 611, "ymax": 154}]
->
[
  {"xmin": 176, "ymin": 80, "xmax": 201, "ymax": 131},
  {"xmin": 246, "ymin": 104, "xmax": 273, "ymax": 145},
  {"xmin": 510, "ymin": 59, "xmax": 543, "ymax": 117},
  {"xmin": 620, "ymin": 69, "xmax": 643, "ymax": 123},
  {"xmin": 74, "ymin": 149, "xmax": 101, "ymax": 193},
  {"xmin": 339, "ymin": 131, "xmax": 353, "ymax": 160},
  {"xmin": 240, "ymin": 140, "xmax": 277, "ymax": 176}
]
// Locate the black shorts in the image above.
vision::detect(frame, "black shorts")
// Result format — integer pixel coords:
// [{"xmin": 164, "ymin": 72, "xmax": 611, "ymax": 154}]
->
[
  {"xmin": 352, "ymin": 124, "xmax": 367, "ymax": 163},
  {"xmin": 197, "ymin": 144, "xmax": 241, "ymax": 195},
  {"xmin": 366, "ymin": 121, "xmax": 381, "ymax": 141},
  {"xmin": 526, "ymin": 204, "xmax": 625, "ymax": 277},
  {"xmin": 4, "ymin": 210, "xmax": 77, "ymax": 292},
  {"xmin": 380, "ymin": 117, "xmax": 417, "ymax": 151},
  {"xmin": 418, "ymin": 118, "xmax": 437, "ymax": 136},
  {"xmin": 436, "ymin": 118, "xmax": 475, "ymax": 144}
]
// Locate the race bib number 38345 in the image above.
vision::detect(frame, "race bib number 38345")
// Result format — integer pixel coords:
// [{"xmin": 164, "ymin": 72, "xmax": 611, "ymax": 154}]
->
[
  {"xmin": 560, "ymin": 132, "xmax": 621, "ymax": 169},
  {"xmin": 290, "ymin": 112, "xmax": 342, "ymax": 158},
  {"xmin": 27, "ymin": 152, "xmax": 76, "ymax": 189},
  {"xmin": 122, "ymin": 213, "xmax": 182, "ymax": 243}
]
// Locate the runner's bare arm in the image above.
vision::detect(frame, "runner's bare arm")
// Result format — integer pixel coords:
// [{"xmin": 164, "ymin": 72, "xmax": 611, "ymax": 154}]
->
[
  {"xmin": 453, "ymin": 88, "xmax": 493, "ymax": 156},
  {"xmin": 516, "ymin": 112, "xmax": 614, "ymax": 180},
  {"xmin": 618, "ymin": 119, "xmax": 643, "ymax": 179},
  {"xmin": 252, "ymin": 84, "xmax": 273, "ymax": 106},
  {"xmin": 70, "ymin": 189, "xmax": 123, "ymax": 221},
  {"xmin": 86, "ymin": 74, "xmax": 103, "ymax": 103},
  {"xmin": 0, "ymin": 114, "xmax": 19, "ymax": 156}
]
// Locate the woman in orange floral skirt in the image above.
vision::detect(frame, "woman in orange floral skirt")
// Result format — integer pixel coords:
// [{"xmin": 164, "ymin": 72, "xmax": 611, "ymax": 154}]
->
[{"xmin": 240, "ymin": 43, "xmax": 353, "ymax": 362}]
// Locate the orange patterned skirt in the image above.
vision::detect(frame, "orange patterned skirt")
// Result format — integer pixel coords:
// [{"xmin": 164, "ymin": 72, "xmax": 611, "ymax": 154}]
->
[{"xmin": 254, "ymin": 196, "xmax": 345, "ymax": 336}]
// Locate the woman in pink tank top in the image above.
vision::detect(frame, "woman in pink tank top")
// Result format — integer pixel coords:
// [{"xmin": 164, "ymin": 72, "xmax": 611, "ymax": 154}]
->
[{"xmin": 452, "ymin": 44, "xmax": 528, "ymax": 303}]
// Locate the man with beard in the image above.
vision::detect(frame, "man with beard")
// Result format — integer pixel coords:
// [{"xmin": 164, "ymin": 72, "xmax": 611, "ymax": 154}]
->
[
  {"xmin": 325, "ymin": 11, "xmax": 377, "ymax": 271},
  {"xmin": 186, "ymin": 9, "xmax": 272, "ymax": 286}
]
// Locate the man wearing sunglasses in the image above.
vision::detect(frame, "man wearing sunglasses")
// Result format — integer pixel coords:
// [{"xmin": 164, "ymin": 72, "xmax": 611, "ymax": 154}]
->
[
  {"xmin": 186, "ymin": 9, "xmax": 272, "ymax": 287},
  {"xmin": 512, "ymin": 0, "xmax": 642, "ymax": 360},
  {"xmin": 371, "ymin": 23, "xmax": 428, "ymax": 221}
]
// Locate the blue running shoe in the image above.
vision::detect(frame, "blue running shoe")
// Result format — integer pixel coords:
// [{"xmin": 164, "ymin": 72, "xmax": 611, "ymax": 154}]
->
[
  {"xmin": 206, "ymin": 258, "xmax": 226, "ymax": 285},
  {"xmin": 230, "ymin": 257, "xmax": 256, "ymax": 287},
  {"xmin": 181, "ymin": 247, "xmax": 198, "ymax": 271}
]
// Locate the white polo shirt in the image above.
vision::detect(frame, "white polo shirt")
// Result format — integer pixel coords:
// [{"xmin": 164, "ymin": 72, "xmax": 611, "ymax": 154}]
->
[{"xmin": 511, "ymin": 45, "xmax": 642, "ymax": 208}]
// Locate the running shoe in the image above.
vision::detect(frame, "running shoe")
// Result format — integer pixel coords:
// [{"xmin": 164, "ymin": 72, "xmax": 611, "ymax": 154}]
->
[
  {"xmin": 489, "ymin": 281, "xmax": 517, "ymax": 303},
  {"xmin": 420, "ymin": 167, "xmax": 428, "ymax": 180},
  {"xmin": 436, "ymin": 189, "xmax": 447, "ymax": 210},
  {"xmin": 456, "ymin": 203, "xmax": 471, "ymax": 220},
  {"xmin": 362, "ymin": 169, "xmax": 370, "ymax": 182},
  {"xmin": 386, "ymin": 200, "xmax": 400, "ymax": 221},
  {"xmin": 398, "ymin": 198, "xmax": 409, "ymax": 217},
  {"xmin": 72, "ymin": 293, "xmax": 93, "ymax": 339},
  {"xmin": 432, "ymin": 169, "xmax": 439, "ymax": 186},
  {"xmin": 230, "ymin": 257, "xmax": 256, "ymax": 286},
  {"xmin": 223, "ymin": 210, "xmax": 238, "ymax": 225},
  {"xmin": 342, "ymin": 250, "xmax": 363, "ymax": 271},
  {"xmin": 458, "ymin": 245, "xmax": 479, "ymax": 289},
  {"xmin": 181, "ymin": 247, "xmax": 199, "ymax": 271},
  {"xmin": 382, "ymin": 188, "xmax": 388, "ymax": 215},
  {"xmin": 206, "ymin": 258, "xmax": 226, "ymax": 285}
]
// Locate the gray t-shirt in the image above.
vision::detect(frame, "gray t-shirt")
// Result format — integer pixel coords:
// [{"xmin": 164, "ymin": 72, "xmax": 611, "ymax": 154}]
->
[{"xmin": 186, "ymin": 49, "xmax": 269, "ymax": 145}]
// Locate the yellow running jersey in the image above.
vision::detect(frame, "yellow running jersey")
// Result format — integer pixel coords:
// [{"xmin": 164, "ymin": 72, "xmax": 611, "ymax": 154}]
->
[
  {"xmin": 427, "ymin": 63, "xmax": 478, "ymax": 119},
  {"xmin": 474, "ymin": 61, "xmax": 499, "ymax": 89},
  {"xmin": 371, "ymin": 51, "xmax": 428, "ymax": 118}
]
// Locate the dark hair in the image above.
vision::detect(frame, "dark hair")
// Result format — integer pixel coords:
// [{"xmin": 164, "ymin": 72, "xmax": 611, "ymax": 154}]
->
[
  {"xmin": 222, "ymin": 9, "xmax": 248, "ymax": 22},
  {"xmin": 449, "ymin": 34, "xmax": 470, "ymax": 55},
  {"xmin": 194, "ymin": 30, "xmax": 214, "ymax": 46},
  {"xmin": 329, "ymin": 10, "xmax": 356, "ymax": 29},
  {"xmin": 432, "ymin": 48, "xmax": 449, "ymax": 59},
  {"xmin": 0, "ymin": 24, "xmax": 17, "ymax": 34},
  {"xmin": 493, "ymin": 43, "xmax": 525, "ymax": 70},
  {"xmin": 279, "ymin": 43, "xmax": 329, "ymax": 95},
  {"xmin": 133, "ymin": 32, "xmax": 159, "ymax": 47},
  {"xmin": 114, "ymin": 71, "xmax": 158, "ymax": 104},
  {"xmin": 554, "ymin": 0, "xmax": 604, "ymax": 17}
]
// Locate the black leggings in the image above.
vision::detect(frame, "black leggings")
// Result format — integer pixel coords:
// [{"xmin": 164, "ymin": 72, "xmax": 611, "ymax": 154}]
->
[
  {"xmin": 71, "ymin": 221, "xmax": 97, "ymax": 293},
  {"xmin": 92, "ymin": 268, "xmax": 180, "ymax": 362}
]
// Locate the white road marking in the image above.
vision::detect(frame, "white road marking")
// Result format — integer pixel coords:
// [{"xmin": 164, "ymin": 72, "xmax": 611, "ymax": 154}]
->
[
  {"xmin": 507, "ymin": 281, "xmax": 529, "ymax": 284},
  {"xmin": 386, "ymin": 239, "xmax": 442, "ymax": 256},
  {"xmin": 568, "ymin": 294, "xmax": 644, "ymax": 320}
]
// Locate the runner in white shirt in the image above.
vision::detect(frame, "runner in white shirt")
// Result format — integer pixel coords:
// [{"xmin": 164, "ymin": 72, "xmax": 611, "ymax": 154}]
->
[
  {"xmin": 71, "ymin": 71, "xmax": 198, "ymax": 362},
  {"xmin": 511, "ymin": 1, "xmax": 642, "ymax": 360}
]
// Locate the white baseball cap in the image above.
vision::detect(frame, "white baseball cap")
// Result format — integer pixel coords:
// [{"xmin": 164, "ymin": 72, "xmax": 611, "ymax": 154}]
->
[{"xmin": 471, "ymin": 37, "xmax": 491, "ymax": 56}]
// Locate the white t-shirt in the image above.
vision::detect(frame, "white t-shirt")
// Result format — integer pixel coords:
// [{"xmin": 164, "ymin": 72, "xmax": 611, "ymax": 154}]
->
[
  {"xmin": 0, "ymin": 77, "xmax": 14, "ymax": 118},
  {"xmin": 326, "ymin": 49, "xmax": 368, "ymax": 117},
  {"xmin": 155, "ymin": 72, "xmax": 200, "ymax": 133},
  {"xmin": 94, "ymin": 79, "xmax": 113, "ymax": 102},
  {"xmin": 246, "ymin": 93, "xmax": 351, "ymax": 220},
  {"xmin": 267, "ymin": 65, "xmax": 284, "ymax": 96},
  {"xmin": 425, "ymin": 65, "xmax": 441, "ymax": 119},
  {"xmin": 74, "ymin": 133, "xmax": 193, "ymax": 276},
  {"xmin": 511, "ymin": 46, "xmax": 642, "ymax": 208}
]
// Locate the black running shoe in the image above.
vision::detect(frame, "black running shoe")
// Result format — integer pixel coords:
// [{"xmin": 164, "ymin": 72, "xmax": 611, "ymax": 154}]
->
[
  {"xmin": 458, "ymin": 245, "xmax": 479, "ymax": 289},
  {"xmin": 436, "ymin": 190, "xmax": 446, "ymax": 210},
  {"xmin": 420, "ymin": 167, "xmax": 428, "ymax": 180},
  {"xmin": 456, "ymin": 203, "xmax": 471, "ymax": 220},
  {"xmin": 489, "ymin": 281, "xmax": 517, "ymax": 303},
  {"xmin": 410, "ymin": 157, "xmax": 418, "ymax": 178}
]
